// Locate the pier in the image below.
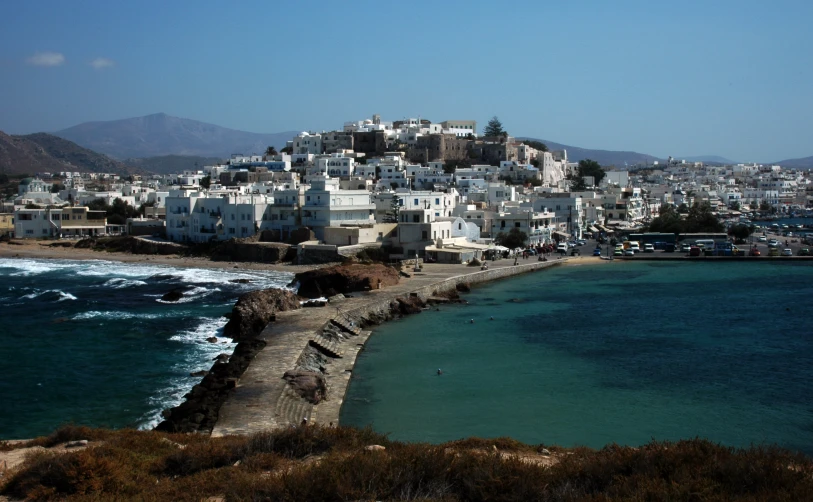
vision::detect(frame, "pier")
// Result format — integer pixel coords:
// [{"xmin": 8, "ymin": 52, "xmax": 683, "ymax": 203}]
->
[{"xmin": 211, "ymin": 258, "xmax": 567, "ymax": 436}]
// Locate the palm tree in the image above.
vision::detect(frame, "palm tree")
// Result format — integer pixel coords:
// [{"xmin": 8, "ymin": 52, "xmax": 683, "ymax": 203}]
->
[{"xmin": 265, "ymin": 146, "xmax": 278, "ymax": 157}]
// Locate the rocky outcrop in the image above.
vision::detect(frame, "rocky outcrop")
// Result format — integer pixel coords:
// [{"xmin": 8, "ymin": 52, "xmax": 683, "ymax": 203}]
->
[
  {"xmin": 223, "ymin": 288, "xmax": 302, "ymax": 339},
  {"xmin": 293, "ymin": 263, "xmax": 400, "ymax": 299},
  {"xmin": 76, "ymin": 236, "xmax": 186, "ymax": 255},
  {"xmin": 160, "ymin": 288, "xmax": 186, "ymax": 302},
  {"xmin": 282, "ymin": 370, "xmax": 327, "ymax": 404}
]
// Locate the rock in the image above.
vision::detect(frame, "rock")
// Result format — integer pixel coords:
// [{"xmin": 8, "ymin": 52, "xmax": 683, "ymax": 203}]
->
[
  {"xmin": 223, "ymin": 288, "xmax": 301, "ymax": 339},
  {"xmin": 456, "ymin": 283, "xmax": 471, "ymax": 293},
  {"xmin": 214, "ymin": 353, "xmax": 230, "ymax": 362},
  {"xmin": 541, "ymin": 448, "xmax": 551, "ymax": 456},
  {"xmin": 65, "ymin": 440, "xmax": 88, "ymax": 448},
  {"xmin": 327, "ymin": 293, "xmax": 345, "ymax": 302},
  {"xmin": 364, "ymin": 445, "xmax": 386, "ymax": 451},
  {"xmin": 161, "ymin": 288, "xmax": 187, "ymax": 302},
  {"xmin": 229, "ymin": 279, "xmax": 251, "ymax": 284},
  {"xmin": 191, "ymin": 413, "xmax": 205, "ymax": 424},
  {"xmin": 190, "ymin": 370, "xmax": 208, "ymax": 377},
  {"xmin": 396, "ymin": 296, "xmax": 425, "ymax": 315},
  {"xmin": 282, "ymin": 370, "xmax": 327, "ymax": 404},
  {"xmin": 206, "ymin": 337, "xmax": 218, "ymax": 343},
  {"xmin": 161, "ymin": 409, "xmax": 172, "ymax": 419},
  {"xmin": 293, "ymin": 263, "xmax": 400, "ymax": 299}
]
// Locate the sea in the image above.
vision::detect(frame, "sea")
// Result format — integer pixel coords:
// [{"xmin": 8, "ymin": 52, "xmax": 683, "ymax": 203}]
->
[
  {"xmin": 341, "ymin": 260, "xmax": 813, "ymax": 455},
  {"xmin": 0, "ymin": 258, "xmax": 293, "ymax": 440}
]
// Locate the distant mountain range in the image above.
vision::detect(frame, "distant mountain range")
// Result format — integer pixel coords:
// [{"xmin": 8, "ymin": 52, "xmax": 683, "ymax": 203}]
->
[
  {"xmin": 679, "ymin": 155, "xmax": 738, "ymax": 164},
  {"xmin": 54, "ymin": 113, "xmax": 297, "ymax": 159},
  {"xmin": 124, "ymin": 155, "xmax": 224, "ymax": 175},
  {"xmin": 0, "ymin": 131, "xmax": 136, "ymax": 176},
  {"xmin": 518, "ymin": 137, "xmax": 661, "ymax": 166},
  {"xmin": 770, "ymin": 156, "xmax": 813, "ymax": 169}
]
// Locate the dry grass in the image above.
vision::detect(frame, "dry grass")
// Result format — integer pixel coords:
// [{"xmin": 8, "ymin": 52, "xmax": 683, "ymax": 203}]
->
[{"xmin": 2, "ymin": 425, "xmax": 813, "ymax": 501}]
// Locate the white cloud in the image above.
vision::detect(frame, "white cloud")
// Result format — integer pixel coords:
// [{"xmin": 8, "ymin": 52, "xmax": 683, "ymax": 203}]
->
[
  {"xmin": 26, "ymin": 52, "xmax": 65, "ymax": 67},
  {"xmin": 90, "ymin": 57, "xmax": 115, "ymax": 69}
]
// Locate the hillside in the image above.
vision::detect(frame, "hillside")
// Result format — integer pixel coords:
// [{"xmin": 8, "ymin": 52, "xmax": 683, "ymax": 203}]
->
[
  {"xmin": 2, "ymin": 425, "xmax": 811, "ymax": 501},
  {"xmin": 680, "ymin": 155, "xmax": 739, "ymax": 164},
  {"xmin": 125, "ymin": 155, "xmax": 224, "ymax": 175},
  {"xmin": 55, "ymin": 113, "xmax": 297, "ymax": 159},
  {"xmin": 519, "ymin": 137, "xmax": 661, "ymax": 166},
  {"xmin": 772, "ymin": 155, "xmax": 813, "ymax": 169},
  {"xmin": 0, "ymin": 131, "xmax": 136, "ymax": 176}
]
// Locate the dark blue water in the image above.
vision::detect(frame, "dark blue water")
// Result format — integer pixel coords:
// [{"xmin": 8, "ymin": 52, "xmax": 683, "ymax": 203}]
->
[
  {"xmin": 0, "ymin": 258, "xmax": 292, "ymax": 439},
  {"xmin": 342, "ymin": 261, "xmax": 813, "ymax": 454}
]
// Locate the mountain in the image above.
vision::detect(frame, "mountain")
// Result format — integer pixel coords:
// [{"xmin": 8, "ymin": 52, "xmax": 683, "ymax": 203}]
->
[
  {"xmin": 518, "ymin": 137, "xmax": 661, "ymax": 166},
  {"xmin": 680, "ymin": 155, "xmax": 738, "ymax": 164},
  {"xmin": 0, "ymin": 131, "xmax": 136, "ymax": 176},
  {"xmin": 125, "ymin": 155, "xmax": 224, "ymax": 175},
  {"xmin": 771, "ymin": 156, "xmax": 813, "ymax": 169},
  {"xmin": 55, "ymin": 113, "xmax": 297, "ymax": 159}
]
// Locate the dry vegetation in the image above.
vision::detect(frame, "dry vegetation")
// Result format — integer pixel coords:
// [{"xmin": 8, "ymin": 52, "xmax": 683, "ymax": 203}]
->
[{"xmin": 2, "ymin": 425, "xmax": 813, "ymax": 501}]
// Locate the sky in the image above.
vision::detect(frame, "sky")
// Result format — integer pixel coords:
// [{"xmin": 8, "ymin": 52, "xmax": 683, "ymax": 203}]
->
[{"xmin": 1, "ymin": 0, "xmax": 811, "ymax": 162}]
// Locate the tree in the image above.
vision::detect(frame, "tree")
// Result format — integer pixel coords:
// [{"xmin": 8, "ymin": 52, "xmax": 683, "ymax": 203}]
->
[
  {"xmin": 495, "ymin": 227, "xmax": 527, "ymax": 249},
  {"xmin": 265, "ymin": 146, "xmax": 278, "ymax": 157},
  {"xmin": 576, "ymin": 159, "xmax": 606, "ymax": 186},
  {"xmin": 728, "ymin": 223, "xmax": 752, "ymax": 243},
  {"xmin": 677, "ymin": 203, "xmax": 689, "ymax": 214},
  {"xmin": 280, "ymin": 146, "xmax": 293, "ymax": 155},
  {"xmin": 483, "ymin": 116, "xmax": 506, "ymax": 137},
  {"xmin": 50, "ymin": 183, "xmax": 65, "ymax": 193},
  {"xmin": 684, "ymin": 202, "xmax": 724, "ymax": 233},
  {"xmin": 729, "ymin": 200, "xmax": 740, "ymax": 210},
  {"xmin": 523, "ymin": 140, "xmax": 549, "ymax": 152},
  {"xmin": 530, "ymin": 159, "xmax": 540, "ymax": 168},
  {"xmin": 759, "ymin": 201, "xmax": 772, "ymax": 212},
  {"xmin": 385, "ymin": 194, "xmax": 401, "ymax": 223},
  {"xmin": 200, "ymin": 175, "xmax": 211, "ymax": 189},
  {"xmin": 647, "ymin": 204, "xmax": 683, "ymax": 234}
]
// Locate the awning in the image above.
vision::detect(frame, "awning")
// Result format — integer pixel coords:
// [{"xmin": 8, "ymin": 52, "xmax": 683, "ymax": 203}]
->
[
  {"xmin": 589, "ymin": 226, "xmax": 599, "ymax": 233},
  {"xmin": 553, "ymin": 231, "xmax": 569, "ymax": 238}
]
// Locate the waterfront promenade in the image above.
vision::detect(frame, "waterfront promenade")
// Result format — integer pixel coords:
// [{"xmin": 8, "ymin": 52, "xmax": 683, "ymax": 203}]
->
[{"xmin": 211, "ymin": 257, "xmax": 568, "ymax": 437}]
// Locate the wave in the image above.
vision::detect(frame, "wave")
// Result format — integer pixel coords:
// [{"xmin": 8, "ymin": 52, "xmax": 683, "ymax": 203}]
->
[
  {"xmin": 155, "ymin": 286, "xmax": 221, "ymax": 304},
  {"xmin": 139, "ymin": 316, "xmax": 234, "ymax": 430},
  {"xmin": 20, "ymin": 289, "xmax": 77, "ymax": 302},
  {"xmin": 72, "ymin": 310, "xmax": 180, "ymax": 321},
  {"xmin": 103, "ymin": 278, "xmax": 148, "ymax": 289}
]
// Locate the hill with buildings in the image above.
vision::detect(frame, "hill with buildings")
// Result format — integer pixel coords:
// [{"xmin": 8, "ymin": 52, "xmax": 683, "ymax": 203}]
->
[
  {"xmin": 55, "ymin": 113, "xmax": 297, "ymax": 159},
  {"xmin": 0, "ymin": 131, "xmax": 135, "ymax": 176},
  {"xmin": 518, "ymin": 137, "xmax": 661, "ymax": 167},
  {"xmin": 680, "ymin": 155, "xmax": 738, "ymax": 164}
]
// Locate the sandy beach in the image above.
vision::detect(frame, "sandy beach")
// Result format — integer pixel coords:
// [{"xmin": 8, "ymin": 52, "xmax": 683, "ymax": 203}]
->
[{"xmin": 0, "ymin": 239, "xmax": 330, "ymax": 273}]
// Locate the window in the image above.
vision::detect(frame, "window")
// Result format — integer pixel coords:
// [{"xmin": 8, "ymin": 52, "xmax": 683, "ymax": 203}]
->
[
  {"xmin": 515, "ymin": 222, "xmax": 521, "ymax": 228},
  {"xmin": 229, "ymin": 228, "xmax": 235, "ymax": 234},
  {"xmin": 422, "ymin": 230, "xmax": 428, "ymax": 239},
  {"xmin": 435, "ymin": 198, "xmax": 440, "ymax": 205}
]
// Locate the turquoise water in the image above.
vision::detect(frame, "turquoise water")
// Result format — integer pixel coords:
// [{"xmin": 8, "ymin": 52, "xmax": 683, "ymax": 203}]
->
[
  {"xmin": 0, "ymin": 258, "xmax": 292, "ymax": 440},
  {"xmin": 341, "ymin": 261, "xmax": 813, "ymax": 454}
]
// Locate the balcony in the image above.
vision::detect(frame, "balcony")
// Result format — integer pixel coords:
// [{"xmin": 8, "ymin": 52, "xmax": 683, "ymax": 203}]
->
[{"xmin": 200, "ymin": 227, "xmax": 216, "ymax": 234}]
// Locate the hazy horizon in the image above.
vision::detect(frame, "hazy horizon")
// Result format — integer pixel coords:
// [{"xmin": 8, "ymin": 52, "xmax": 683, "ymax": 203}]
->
[{"xmin": 2, "ymin": 0, "xmax": 811, "ymax": 163}]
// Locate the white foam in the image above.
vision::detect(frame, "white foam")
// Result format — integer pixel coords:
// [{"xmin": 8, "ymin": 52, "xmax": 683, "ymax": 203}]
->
[
  {"xmin": 155, "ymin": 286, "xmax": 221, "ymax": 304},
  {"xmin": 20, "ymin": 289, "xmax": 77, "ymax": 301},
  {"xmin": 57, "ymin": 291, "xmax": 77, "ymax": 302},
  {"xmin": 103, "ymin": 278, "xmax": 147, "ymax": 289},
  {"xmin": 139, "ymin": 316, "xmax": 235, "ymax": 430},
  {"xmin": 72, "ymin": 310, "xmax": 177, "ymax": 321}
]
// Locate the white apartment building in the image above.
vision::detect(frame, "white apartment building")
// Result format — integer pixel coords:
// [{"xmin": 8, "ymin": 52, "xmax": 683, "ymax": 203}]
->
[
  {"xmin": 490, "ymin": 207, "xmax": 556, "ymax": 246},
  {"xmin": 373, "ymin": 190, "xmax": 457, "ymax": 223},
  {"xmin": 14, "ymin": 206, "xmax": 107, "ymax": 239},
  {"xmin": 293, "ymin": 132, "xmax": 323, "ymax": 155},
  {"xmin": 301, "ymin": 176, "xmax": 375, "ymax": 240}
]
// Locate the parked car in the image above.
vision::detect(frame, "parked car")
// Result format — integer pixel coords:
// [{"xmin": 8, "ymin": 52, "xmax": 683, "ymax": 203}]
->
[
  {"xmin": 681, "ymin": 243, "xmax": 692, "ymax": 252},
  {"xmin": 592, "ymin": 247, "xmax": 602, "ymax": 256},
  {"xmin": 768, "ymin": 247, "xmax": 780, "ymax": 257},
  {"xmin": 758, "ymin": 236, "xmax": 767, "ymax": 243},
  {"xmin": 799, "ymin": 248, "xmax": 810, "ymax": 256},
  {"xmin": 689, "ymin": 246, "xmax": 702, "ymax": 257},
  {"xmin": 570, "ymin": 248, "xmax": 581, "ymax": 256},
  {"xmin": 781, "ymin": 248, "xmax": 793, "ymax": 256},
  {"xmin": 613, "ymin": 248, "xmax": 623, "ymax": 257},
  {"xmin": 643, "ymin": 243, "xmax": 655, "ymax": 253},
  {"xmin": 623, "ymin": 248, "xmax": 635, "ymax": 256},
  {"xmin": 749, "ymin": 248, "xmax": 761, "ymax": 256},
  {"xmin": 768, "ymin": 239, "xmax": 779, "ymax": 247},
  {"xmin": 664, "ymin": 243, "xmax": 676, "ymax": 252}
]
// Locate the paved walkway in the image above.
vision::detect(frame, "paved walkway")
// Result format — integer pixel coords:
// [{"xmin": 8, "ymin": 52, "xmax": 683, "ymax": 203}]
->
[{"xmin": 211, "ymin": 256, "xmax": 569, "ymax": 437}]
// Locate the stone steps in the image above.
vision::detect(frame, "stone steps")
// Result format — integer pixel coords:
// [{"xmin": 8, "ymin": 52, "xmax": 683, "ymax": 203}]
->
[
  {"xmin": 330, "ymin": 318, "xmax": 361, "ymax": 336},
  {"xmin": 274, "ymin": 385, "xmax": 312, "ymax": 427},
  {"xmin": 310, "ymin": 335, "xmax": 343, "ymax": 358}
]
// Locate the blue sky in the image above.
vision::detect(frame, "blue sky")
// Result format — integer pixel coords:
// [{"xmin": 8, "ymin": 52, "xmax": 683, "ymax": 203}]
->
[{"xmin": 1, "ymin": 0, "xmax": 811, "ymax": 162}]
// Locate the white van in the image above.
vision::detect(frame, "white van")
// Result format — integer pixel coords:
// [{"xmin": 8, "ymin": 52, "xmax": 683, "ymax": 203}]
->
[
  {"xmin": 695, "ymin": 239, "xmax": 715, "ymax": 249},
  {"xmin": 628, "ymin": 241, "xmax": 641, "ymax": 253}
]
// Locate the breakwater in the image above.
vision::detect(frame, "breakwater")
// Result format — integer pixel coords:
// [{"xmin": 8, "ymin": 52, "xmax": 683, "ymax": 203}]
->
[{"xmin": 211, "ymin": 258, "xmax": 567, "ymax": 436}]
